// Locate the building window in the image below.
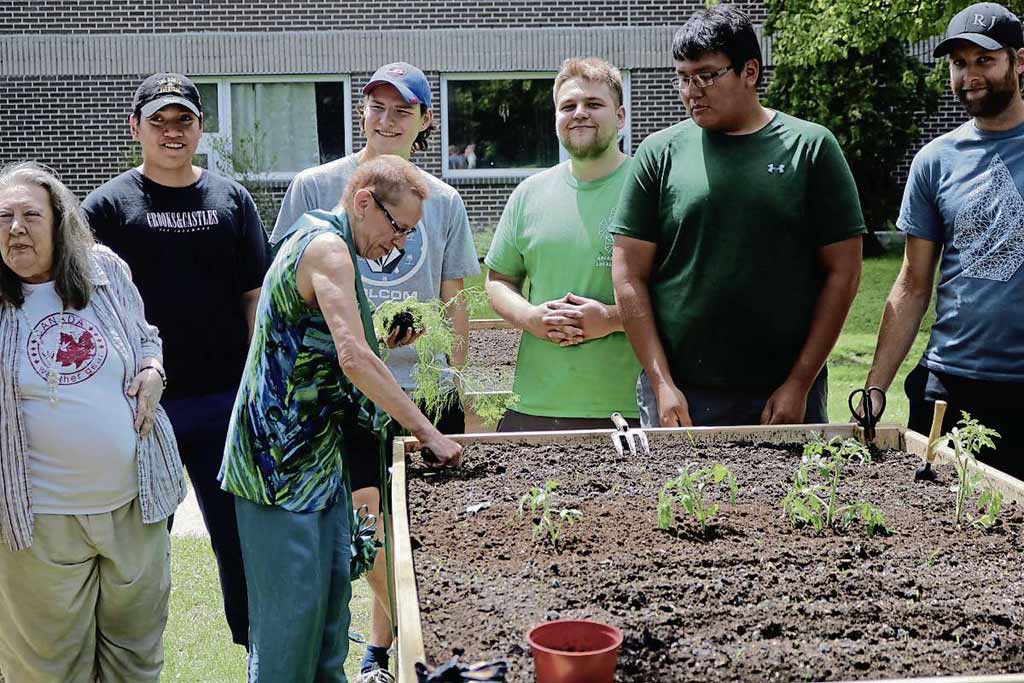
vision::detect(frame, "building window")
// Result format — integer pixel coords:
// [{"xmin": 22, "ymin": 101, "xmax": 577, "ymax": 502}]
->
[
  {"xmin": 193, "ymin": 76, "xmax": 352, "ymax": 182},
  {"xmin": 441, "ymin": 71, "xmax": 631, "ymax": 179}
]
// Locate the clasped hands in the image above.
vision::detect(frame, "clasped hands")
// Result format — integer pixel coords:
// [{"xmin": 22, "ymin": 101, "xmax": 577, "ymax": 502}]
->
[{"xmin": 531, "ymin": 292, "xmax": 616, "ymax": 347}]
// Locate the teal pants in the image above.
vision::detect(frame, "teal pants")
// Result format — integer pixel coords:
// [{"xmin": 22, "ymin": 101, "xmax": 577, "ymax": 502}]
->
[{"xmin": 235, "ymin": 494, "xmax": 353, "ymax": 683}]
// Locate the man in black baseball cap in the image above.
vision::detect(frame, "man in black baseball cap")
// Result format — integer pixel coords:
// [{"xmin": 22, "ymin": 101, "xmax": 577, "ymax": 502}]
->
[
  {"xmin": 132, "ymin": 72, "xmax": 203, "ymax": 118},
  {"xmin": 81, "ymin": 71, "xmax": 271, "ymax": 652},
  {"xmin": 933, "ymin": 2, "xmax": 1024, "ymax": 57},
  {"xmin": 862, "ymin": 3, "xmax": 1024, "ymax": 481}
]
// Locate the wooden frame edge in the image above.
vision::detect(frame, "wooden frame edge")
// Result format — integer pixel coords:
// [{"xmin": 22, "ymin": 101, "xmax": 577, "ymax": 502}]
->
[
  {"xmin": 903, "ymin": 429, "xmax": 1024, "ymax": 504},
  {"xmin": 830, "ymin": 675, "xmax": 1024, "ymax": 683},
  {"xmin": 393, "ymin": 436, "xmax": 426, "ymax": 681},
  {"xmin": 469, "ymin": 318, "xmax": 514, "ymax": 330}
]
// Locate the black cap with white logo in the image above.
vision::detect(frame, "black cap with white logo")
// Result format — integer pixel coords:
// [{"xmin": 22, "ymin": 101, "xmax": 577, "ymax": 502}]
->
[
  {"xmin": 133, "ymin": 73, "xmax": 203, "ymax": 118},
  {"xmin": 933, "ymin": 3, "xmax": 1024, "ymax": 57}
]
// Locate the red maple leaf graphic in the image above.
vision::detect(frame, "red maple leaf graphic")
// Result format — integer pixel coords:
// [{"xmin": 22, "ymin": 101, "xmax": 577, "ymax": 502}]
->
[{"xmin": 57, "ymin": 330, "xmax": 95, "ymax": 370}]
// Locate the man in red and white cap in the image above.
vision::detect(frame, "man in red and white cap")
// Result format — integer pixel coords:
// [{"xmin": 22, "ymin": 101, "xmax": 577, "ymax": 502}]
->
[{"xmin": 272, "ymin": 62, "xmax": 479, "ymax": 683}]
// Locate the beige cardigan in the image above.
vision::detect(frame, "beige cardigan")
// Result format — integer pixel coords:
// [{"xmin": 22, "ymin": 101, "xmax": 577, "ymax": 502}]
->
[{"xmin": 0, "ymin": 245, "xmax": 186, "ymax": 551}]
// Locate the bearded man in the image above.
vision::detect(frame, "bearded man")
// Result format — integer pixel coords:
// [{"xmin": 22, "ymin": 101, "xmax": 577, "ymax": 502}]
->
[
  {"xmin": 484, "ymin": 57, "xmax": 642, "ymax": 431},
  {"xmin": 862, "ymin": 2, "xmax": 1024, "ymax": 479}
]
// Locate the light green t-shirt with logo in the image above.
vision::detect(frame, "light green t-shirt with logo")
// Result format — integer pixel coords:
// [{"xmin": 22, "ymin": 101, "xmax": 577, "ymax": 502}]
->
[{"xmin": 485, "ymin": 159, "xmax": 642, "ymax": 418}]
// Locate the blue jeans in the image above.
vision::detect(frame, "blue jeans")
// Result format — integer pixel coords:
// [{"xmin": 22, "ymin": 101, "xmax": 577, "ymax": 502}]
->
[
  {"xmin": 637, "ymin": 369, "xmax": 829, "ymax": 428},
  {"xmin": 235, "ymin": 495, "xmax": 353, "ymax": 683}
]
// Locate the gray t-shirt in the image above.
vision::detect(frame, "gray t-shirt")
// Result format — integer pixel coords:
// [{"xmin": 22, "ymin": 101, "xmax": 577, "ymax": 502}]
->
[
  {"xmin": 272, "ymin": 155, "xmax": 480, "ymax": 390},
  {"xmin": 898, "ymin": 119, "xmax": 1024, "ymax": 382}
]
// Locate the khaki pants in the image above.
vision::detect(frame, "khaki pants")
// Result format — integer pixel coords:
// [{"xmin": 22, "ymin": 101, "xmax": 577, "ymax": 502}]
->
[{"xmin": 0, "ymin": 498, "xmax": 170, "ymax": 683}]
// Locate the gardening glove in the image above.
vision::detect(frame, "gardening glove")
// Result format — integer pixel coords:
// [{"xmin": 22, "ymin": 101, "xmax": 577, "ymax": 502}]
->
[
  {"xmin": 386, "ymin": 324, "xmax": 423, "ymax": 348},
  {"xmin": 415, "ymin": 657, "xmax": 508, "ymax": 682}
]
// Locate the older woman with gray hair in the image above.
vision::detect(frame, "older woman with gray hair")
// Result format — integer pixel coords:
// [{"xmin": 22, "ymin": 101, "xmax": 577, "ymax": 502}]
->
[{"xmin": 0, "ymin": 162, "xmax": 186, "ymax": 682}]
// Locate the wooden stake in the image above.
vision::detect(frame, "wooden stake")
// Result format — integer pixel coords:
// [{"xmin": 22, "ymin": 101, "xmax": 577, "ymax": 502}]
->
[{"xmin": 926, "ymin": 400, "xmax": 948, "ymax": 464}]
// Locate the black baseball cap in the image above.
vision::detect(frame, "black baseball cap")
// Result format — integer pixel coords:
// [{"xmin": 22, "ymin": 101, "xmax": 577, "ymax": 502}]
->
[
  {"xmin": 133, "ymin": 72, "xmax": 203, "ymax": 118},
  {"xmin": 933, "ymin": 3, "xmax": 1024, "ymax": 57}
]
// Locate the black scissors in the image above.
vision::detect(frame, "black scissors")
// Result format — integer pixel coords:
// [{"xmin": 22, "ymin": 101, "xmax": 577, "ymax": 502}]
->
[{"xmin": 848, "ymin": 386, "xmax": 886, "ymax": 442}]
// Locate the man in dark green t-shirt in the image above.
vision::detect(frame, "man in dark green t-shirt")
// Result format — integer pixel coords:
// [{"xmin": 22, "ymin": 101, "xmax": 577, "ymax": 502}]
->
[{"xmin": 611, "ymin": 4, "xmax": 866, "ymax": 428}]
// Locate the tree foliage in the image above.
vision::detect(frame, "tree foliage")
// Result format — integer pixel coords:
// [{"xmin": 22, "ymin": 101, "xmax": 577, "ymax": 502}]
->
[
  {"xmin": 764, "ymin": 0, "xmax": 1024, "ymax": 229},
  {"xmin": 763, "ymin": 0, "xmax": 980, "ymax": 230},
  {"xmin": 764, "ymin": 0, "xmax": 963, "ymax": 66},
  {"xmin": 766, "ymin": 38, "xmax": 942, "ymax": 230}
]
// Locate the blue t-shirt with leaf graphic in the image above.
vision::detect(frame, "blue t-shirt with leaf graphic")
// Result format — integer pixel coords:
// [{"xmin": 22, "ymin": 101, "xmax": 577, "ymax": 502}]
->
[{"xmin": 898, "ymin": 119, "xmax": 1024, "ymax": 381}]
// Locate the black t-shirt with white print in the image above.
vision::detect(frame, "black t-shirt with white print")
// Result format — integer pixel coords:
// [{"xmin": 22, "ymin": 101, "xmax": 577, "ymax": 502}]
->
[{"xmin": 82, "ymin": 169, "xmax": 270, "ymax": 400}]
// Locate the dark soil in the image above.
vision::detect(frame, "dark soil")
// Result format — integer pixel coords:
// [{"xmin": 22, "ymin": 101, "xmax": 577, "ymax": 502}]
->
[
  {"xmin": 407, "ymin": 439, "xmax": 1024, "ymax": 682},
  {"xmin": 466, "ymin": 328, "xmax": 519, "ymax": 390}
]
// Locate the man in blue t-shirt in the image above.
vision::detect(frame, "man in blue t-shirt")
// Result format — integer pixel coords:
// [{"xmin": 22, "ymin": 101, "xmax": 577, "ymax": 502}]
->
[{"xmin": 863, "ymin": 2, "xmax": 1024, "ymax": 479}]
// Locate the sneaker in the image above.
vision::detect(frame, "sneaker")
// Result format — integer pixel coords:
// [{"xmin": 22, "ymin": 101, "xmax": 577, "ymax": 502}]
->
[{"xmin": 355, "ymin": 664, "xmax": 396, "ymax": 683}]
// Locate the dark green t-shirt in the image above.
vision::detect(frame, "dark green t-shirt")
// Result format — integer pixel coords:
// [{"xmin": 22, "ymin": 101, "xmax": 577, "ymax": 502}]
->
[{"xmin": 610, "ymin": 111, "xmax": 866, "ymax": 391}]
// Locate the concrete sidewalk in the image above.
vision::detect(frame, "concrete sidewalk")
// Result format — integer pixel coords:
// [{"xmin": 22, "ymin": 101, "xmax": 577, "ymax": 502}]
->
[{"xmin": 171, "ymin": 482, "xmax": 208, "ymax": 537}]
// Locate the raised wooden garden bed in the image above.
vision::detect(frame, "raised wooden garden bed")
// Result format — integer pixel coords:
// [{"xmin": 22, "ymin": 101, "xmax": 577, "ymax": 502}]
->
[{"xmin": 390, "ymin": 424, "xmax": 1024, "ymax": 682}]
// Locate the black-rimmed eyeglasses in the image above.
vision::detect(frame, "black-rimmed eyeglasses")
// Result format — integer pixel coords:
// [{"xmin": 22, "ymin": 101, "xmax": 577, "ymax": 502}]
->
[
  {"xmin": 671, "ymin": 65, "xmax": 733, "ymax": 91},
  {"xmin": 370, "ymin": 192, "xmax": 417, "ymax": 237}
]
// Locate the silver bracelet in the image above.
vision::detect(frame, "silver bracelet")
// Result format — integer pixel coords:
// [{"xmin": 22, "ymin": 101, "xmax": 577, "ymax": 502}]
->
[{"xmin": 140, "ymin": 364, "xmax": 167, "ymax": 389}]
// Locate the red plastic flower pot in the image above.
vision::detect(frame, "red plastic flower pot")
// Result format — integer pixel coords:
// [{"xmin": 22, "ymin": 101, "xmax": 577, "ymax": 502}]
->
[{"xmin": 526, "ymin": 619, "xmax": 623, "ymax": 683}]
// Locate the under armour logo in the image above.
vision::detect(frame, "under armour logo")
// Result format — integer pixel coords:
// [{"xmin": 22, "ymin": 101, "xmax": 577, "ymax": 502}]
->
[{"xmin": 767, "ymin": 164, "xmax": 786, "ymax": 174}]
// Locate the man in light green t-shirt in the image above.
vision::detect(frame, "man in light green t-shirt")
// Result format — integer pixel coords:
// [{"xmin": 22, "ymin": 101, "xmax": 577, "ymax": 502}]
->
[
  {"xmin": 611, "ymin": 4, "xmax": 866, "ymax": 429},
  {"xmin": 485, "ymin": 57, "xmax": 642, "ymax": 431}
]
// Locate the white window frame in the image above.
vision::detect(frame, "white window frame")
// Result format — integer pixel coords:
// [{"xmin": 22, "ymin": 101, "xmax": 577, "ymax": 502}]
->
[
  {"xmin": 192, "ymin": 74, "xmax": 353, "ymax": 183},
  {"xmin": 440, "ymin": 70, "xmax": 632, "ymax": 180}
]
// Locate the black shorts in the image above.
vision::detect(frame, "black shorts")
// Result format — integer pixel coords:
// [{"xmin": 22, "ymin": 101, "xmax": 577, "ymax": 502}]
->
[
  {"xmin": 905, "ymin": 363, "xmax": 1024, "ymax": 480},
  {"xmin": 347, "ymin": 392, "xmax": 466, "ymax": 492}
]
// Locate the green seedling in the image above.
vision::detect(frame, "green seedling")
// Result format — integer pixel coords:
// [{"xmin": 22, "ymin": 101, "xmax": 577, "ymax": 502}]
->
[
  {"xmin": 517, "ymin": 480, "xmax": 582, "ymax": 550},
  {"xmin": 937, "ymin": 412, "xmax": 1002, "ymax": 529},
  {"xmin": 372, "ymin": 288, "xmax": 519, "ymax": 425},
  {"xmin": 657, "ymin": 463, "xmax": 737, "ymax": 537},
  {"xmin": 781, "ymin": 434, "xmax": 888, "ymax": 537}
]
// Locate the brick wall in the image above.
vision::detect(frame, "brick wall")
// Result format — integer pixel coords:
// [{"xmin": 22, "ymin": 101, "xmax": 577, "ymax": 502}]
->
[
  {"xmin": 0, "ymin": 67, "xmax": 684, "ymax": 238},
  {"xmin": 896, "ymin": 89, "xmax": 969, "ymax": 184},
  {"xmin": 2, "ymin": 66, "xmax": 964, "ymax": 234},
  {"xmin": 0, "ymin": 76, "xmax": 142, "ymax": 192},
  {"xmin": 2, "ymin": 1, "xmax": 767, "ymax": 34},
  {"xmin": 630, "ymin": 69, "xmax": 686, "ymax": 150}
]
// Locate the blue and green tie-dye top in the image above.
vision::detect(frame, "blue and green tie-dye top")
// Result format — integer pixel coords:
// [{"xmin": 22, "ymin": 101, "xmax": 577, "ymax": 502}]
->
[{"xmin": 219, "ymin": 210, "xmax": 384, "ymax": 512}]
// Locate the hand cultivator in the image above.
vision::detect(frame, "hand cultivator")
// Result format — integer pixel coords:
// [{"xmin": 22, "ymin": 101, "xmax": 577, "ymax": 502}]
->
[{"xmin": 609, "ymin": 412, "xmax": 650, "ymax": 457}]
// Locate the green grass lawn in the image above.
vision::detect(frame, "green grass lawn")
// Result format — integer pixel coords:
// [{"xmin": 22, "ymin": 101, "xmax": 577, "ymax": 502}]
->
[
  {"xmin": 465, "ymin": 271, "xmax": 496, "ymax": 319},
  {"xmin": 163, "ymin": 537, "xmax": 373, "ymax": 682},
  {"xmin": 826, "ymin": 251, "xmax": 934, "ymax": 426}
]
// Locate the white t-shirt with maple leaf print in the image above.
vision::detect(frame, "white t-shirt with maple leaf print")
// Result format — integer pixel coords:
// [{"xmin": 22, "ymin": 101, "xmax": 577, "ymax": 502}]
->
[{"xmin": 18, "ymin": 281, "xmax": 138, "ymax": 514}]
